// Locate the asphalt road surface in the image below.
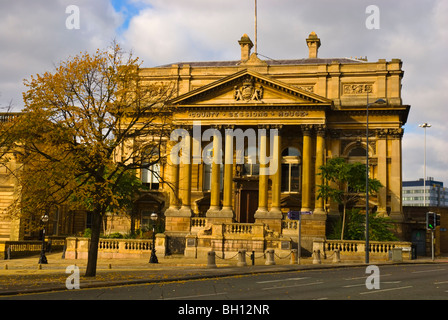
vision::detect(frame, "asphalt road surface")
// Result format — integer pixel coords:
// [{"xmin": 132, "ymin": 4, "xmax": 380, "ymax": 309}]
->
[{"xmin": 3, "ymin": 263, "xmax": 448, "ymax": 302}]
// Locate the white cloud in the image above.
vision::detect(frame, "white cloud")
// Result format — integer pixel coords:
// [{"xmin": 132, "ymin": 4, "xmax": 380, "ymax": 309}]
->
[{"xmin": 0, "ymin": 0, "xmax": 122, "ymax": 109}]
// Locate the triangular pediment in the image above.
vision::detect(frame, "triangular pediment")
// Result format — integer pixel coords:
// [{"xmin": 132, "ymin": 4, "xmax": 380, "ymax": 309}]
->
[{"xmin": 169, "ymin": 69, "xmax": 332, "ymax": 107}]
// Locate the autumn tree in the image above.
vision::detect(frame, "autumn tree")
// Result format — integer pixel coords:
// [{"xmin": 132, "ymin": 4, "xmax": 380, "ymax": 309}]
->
[
  {"xmin": 317, "ymin": 157, "xmax": 383, "ymax": 240},
  {"xmin": 4, "ymin": 44, "xmax": 175, "ymax": 277}
]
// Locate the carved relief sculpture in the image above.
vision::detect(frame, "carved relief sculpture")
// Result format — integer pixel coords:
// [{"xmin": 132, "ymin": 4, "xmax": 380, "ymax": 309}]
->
[{"xmin": 234, "ymin": 78, "xmax": 263, "ymax": 102}]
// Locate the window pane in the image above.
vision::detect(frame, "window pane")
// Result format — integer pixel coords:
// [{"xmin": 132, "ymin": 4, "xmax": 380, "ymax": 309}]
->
[
  {"xmin": 203, "ymin": 164, "xmax": 212, "ymax": 191},
  {"xmin": 291, "ymin": 164, "xmax": 300, "ymax": 191},
  {"xmin": 281, "ymin": 163, "xmax": 290, "ymax": 192},
  {"xmin": 141, "ymin": 165, "xmax": 150, "ymax": 184},
  {"xmin": 282, "ymin": 147, "xmax": 300, "ymax": 157},
  {"xmin": 252, "ymin": 163, "xmax": 259, "ymax": 176}
]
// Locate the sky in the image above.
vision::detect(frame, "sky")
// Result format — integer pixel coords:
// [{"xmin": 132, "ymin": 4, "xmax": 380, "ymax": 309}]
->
[{"xmin": 0, "ymin": 0, "xmax": 447, "ymax": 184}]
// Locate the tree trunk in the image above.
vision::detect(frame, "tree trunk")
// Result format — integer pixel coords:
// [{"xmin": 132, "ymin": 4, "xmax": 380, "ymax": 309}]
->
[
  {"xmin": 341, "ymin": 204, "xmax": 346, "ymax": 241},
  {"xmin": 85, "ymin": 208, "xmax": 102, "ymax": 277}
]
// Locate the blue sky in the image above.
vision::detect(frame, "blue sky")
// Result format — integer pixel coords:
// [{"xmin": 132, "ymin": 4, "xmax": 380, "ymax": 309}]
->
[
  {"xmin": 0, "ymin": 0, "xmax": 447, "ymax": 183},
  {"xmin": 110, "ymin": 0, "xmax": 143, "ymax": 33}
]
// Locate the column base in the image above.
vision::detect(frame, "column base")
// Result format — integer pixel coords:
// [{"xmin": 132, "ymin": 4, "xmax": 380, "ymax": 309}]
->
[
  {"xmin": 206, "ymin": 206, "xmax": 233, "ymax": 225},
  {"xmin": 164, "ymin": 207, "xmax": 180, "ymax": 217},
  {"xmin": 206, "ymin": 206, "xmax": 222, "ymax": 217},
  {"xmin": 220, "ymin": 207, "xmax": 234, "ymax": 218},
  {"xmin": 254, "ymin": 207, "xmax": 269, "ymax": 218},
  {"xmin": 268, "ymin": 207, "xmax": 283, "ymax": 219},
  {"xmin": 178, "ymin": 206, "xmax": 193, "ymax": 217},
  {"xmin": 313, "ymin": 208, "xmax": 326, "ymax": 215}
]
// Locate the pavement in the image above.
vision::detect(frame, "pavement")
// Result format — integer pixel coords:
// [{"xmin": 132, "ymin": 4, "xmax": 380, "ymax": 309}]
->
[{"xmin": 0, "ymin": 250, "xmax": 446, "ymax": 297}]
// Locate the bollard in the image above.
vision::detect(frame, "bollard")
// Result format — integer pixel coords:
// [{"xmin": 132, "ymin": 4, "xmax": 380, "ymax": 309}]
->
[
  {"xmin": 312, "ymin": 250, "xmax": 321, "ymax": 264},
  {"xmin": 265, "ymin": 249, "xmax": 275, "ymax": 265},
  {"xmin": 207, "ymin": 250, "xmax": 217, "ymax": 268},
  {"xmin": 237, "ymin": 249, "xmax": 247, "ymax": 267},
  {"xmin": 251, "ymin": 251, "xmax": 255, "ymax": 266},
  {"xmin": 290, "ymin": 249, "xmax": 298, "ymax": 264},
  {"xmin": 4, "ymin": 264, "xmax": 8, "ymax": 270},
  {"xmin": 333, "ymin": 249, "xmax": 341, "ymax": 263}
]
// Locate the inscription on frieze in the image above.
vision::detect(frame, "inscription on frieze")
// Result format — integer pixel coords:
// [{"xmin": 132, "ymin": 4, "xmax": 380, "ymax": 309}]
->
[{"xmin": 187, "ymin": 110, "xmax": 309, "ymax": 119}]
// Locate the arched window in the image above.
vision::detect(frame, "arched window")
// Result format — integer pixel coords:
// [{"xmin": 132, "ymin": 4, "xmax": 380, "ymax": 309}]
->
[
  {"xmin": 348, "ymin": 146, "xmax": 367, "ymax": 157},
  {"xmin": 281, "ymin": 147, "xmax": 300, "ymax": 193},
  {"xmin": 141, "ymin": 148, "xmax": 160, "ymax": 190}
]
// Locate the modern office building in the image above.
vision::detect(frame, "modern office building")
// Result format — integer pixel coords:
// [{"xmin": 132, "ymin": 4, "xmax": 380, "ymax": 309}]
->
[{"xmin": 403, "ymin": 178, "xmax": 448, "ymax": 207}]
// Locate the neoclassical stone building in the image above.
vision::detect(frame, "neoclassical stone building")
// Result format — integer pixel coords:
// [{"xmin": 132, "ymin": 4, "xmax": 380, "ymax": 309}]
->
[{"xmin": 129, "ymin": 32, "xmax": 410, "ymax": 255}]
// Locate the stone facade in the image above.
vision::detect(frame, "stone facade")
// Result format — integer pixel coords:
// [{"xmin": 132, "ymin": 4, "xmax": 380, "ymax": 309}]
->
[
  {"xmin": 129, "ymin": 32, "xmax": 410, "ymax": 256},
  {"xmin": 0, "ymin": 33, "xmax": 410, "ymax": 257}
]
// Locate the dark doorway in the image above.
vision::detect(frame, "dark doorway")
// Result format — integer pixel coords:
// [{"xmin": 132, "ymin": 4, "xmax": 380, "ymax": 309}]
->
[
  {"xmin": 239, "ymin": 190, "xmax": 258, "ymax": 223},
  {"xmin": 411, "ymin": 229, "xmax": 426, "ymax": 257}
]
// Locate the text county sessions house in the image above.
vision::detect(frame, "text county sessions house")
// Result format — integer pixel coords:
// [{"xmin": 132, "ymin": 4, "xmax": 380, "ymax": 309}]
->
[{"xmin": 120, "ymin": 32, "xmax": 410, "ymax": 255}]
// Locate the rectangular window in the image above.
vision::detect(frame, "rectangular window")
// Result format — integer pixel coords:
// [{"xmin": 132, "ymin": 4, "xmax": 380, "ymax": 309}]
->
[
  {"xmin": 281, "ymin": 163, "xmax": 299, "ymax": 193},
  {"xmin": 142, "ymin": 163, "xmax": 160, "ymax": 190}
]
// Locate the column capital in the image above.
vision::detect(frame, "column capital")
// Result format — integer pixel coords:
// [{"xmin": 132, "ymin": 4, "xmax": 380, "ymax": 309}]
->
[
  {"xmin": 301, "ymin": 124, "xmax": 314, "ymax": 135},
  {"xmin": 315, "ymin": 124, "xmax": 327, "ymax": 137}
]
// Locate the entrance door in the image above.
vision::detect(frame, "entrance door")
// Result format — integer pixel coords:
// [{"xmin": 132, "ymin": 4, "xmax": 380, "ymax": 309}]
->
[{"xmin": 239, "ymin": 190, "xmax": 258, "ymax": 223}]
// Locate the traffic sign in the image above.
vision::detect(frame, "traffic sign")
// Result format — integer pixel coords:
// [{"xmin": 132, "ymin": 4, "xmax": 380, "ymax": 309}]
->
[
  {"xmin": 287, "ymin": 211, "xmax": 313, "ymax": 220},
  {"xmin": 287, "ymin": 211, "xmax": 300, "ymax": 220}
]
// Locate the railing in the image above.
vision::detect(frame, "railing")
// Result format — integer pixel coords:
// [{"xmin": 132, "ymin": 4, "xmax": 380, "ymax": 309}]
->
[
  {"xmin": 224, "ymin": 223, "xmax": 253, "ymax": 235},
  {"xmin": 1, "ymin": 238, "xmax": 65, "ymax": 259},
  {"xmin": 191, "ymin": 217, "xmax": 206, "ymax": 228},
  {"xmin": 282, "ymin": 219, "xmax": 298, "ymax": 230},
  {"xmin": 314, "ymin": 239, "xmax": 413, "ymax": 261},
  {"xmin": 65, "ymin": 236, "xmax": 166, "ymax": 259},
  {"xmin": 97, "ymin": 238, "xmax": 154, "ymax": 252}
]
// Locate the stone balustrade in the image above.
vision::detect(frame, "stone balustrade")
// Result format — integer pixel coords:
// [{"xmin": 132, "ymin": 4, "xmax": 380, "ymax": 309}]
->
[
  {"xmin": 65, "ymin": 235, "xmax": 166, "ymax": 260},
  {"xmin": 186, "ymin": 222, "xmax": 291, "ymax": 259},
  {"xmin": 313, "ymin": 239, "xmax": 413, "ymax": 261}
]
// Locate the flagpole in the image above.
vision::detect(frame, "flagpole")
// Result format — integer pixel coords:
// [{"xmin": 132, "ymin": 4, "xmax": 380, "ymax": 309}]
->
[{"xmin": 254, "ymin": 0, "xmax": 257, "ymax": 55}]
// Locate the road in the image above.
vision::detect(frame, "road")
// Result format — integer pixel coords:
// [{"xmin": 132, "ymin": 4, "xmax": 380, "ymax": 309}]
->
[{"xmin": 2, "ymin": 263, "xmax": 448, "ymax": 302}]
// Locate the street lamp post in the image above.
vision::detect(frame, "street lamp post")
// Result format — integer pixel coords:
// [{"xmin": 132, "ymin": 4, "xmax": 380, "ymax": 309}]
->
[
  {"xmin": 419, "ymin": 123, "xmax": 431, "ymax": 206},
  {"xmin": 365, "ymin": 97, "xmax": 386, "ymax": 264},
  {"xmin": 38, "ymin": 214, "xmax": 49, "ymax": 264},
  {"xmin": 149, "ymin": 212, "xmax": 159, "ymax": 264}
]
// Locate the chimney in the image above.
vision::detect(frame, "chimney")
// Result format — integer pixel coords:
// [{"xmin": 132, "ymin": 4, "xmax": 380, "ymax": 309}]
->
[
  {"xmin": 306, "ymin": 31, "xmax": 321, "ymax": 58},
  {"xmin": 238, "ymin": 34, "xmax": 254, "ymax": 61}
]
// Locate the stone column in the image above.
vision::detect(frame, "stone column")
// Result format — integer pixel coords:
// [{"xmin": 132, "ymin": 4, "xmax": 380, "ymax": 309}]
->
[
  {"xmin": 376, "ymin": 130, "xmax": 388, "ymax": 216},
  {"xmin": 206, "ymin": 126, "xmax": 223, "ymax": 217},
  {"xmin": 269, "ymin": 125, "xmax": 282, "ymax": 217},
  {"xmin": 179, "ymin": 131, "xmax": 193, "ymax": 216},
  {"xmin": 390, "ymin": 129, "xmax": 404, "ymax": 222},
  {"xmin": 221, "ymin": 126, "xmax": 234, "ymax": 217},
  {"xmin": 255, "ymin": 125, "xmax": 269, "ymax": 217},
  {"xmin": 314, "ymin": 125, "xmax": 326, "ymax": 214},
  {"xmin": 301, "ymin": 125, "xmax": 313, "ymax": 212},
  {"xmin": 165, "ymin": 135, "xmax": 194, "ymax": 234},
  {"xmin": 165, "ymin": 139, "xmax": 180, "ymax": 216}
]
